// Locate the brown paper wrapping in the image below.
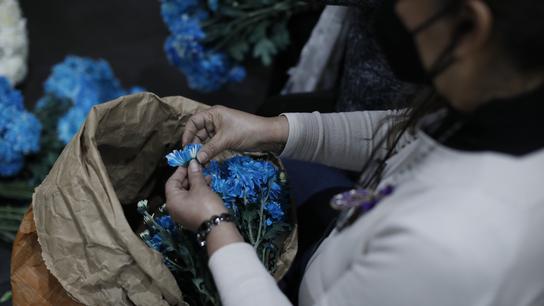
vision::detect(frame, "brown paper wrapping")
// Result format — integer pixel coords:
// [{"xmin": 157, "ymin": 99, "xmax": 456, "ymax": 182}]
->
[
  {"xmin": 11, "ymin": 93, "xmax": 297, "ymax": 305},
  {"xmin": 11, "ymin": 208, "xmax": 83, "ymax": 306}
]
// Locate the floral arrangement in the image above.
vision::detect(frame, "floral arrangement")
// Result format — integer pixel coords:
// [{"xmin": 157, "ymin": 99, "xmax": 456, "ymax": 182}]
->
[
  {"xmin": 0, "ymin": 77, "xmax": 41, "ymax": 177},
  {"xmin": 160, "ymin": 0, "xmax": 311, "ymax": 92},
  {"xmin": 138, "ymin": 144, "xmax": 292, "ymax": 306},
  {"xmin": 0, "ymin": 0, "xmax": 28, "ymax": 85},
  {"xmin": 0, "ymin": 56, "xmax": 142, "ymax": 243},
  {"xmin": 38, "ymin": 55, "xmax": 144, "ymax": 143}
]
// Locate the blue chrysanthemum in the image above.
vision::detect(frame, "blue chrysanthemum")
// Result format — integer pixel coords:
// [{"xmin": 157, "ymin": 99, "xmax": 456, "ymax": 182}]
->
[
  {"xmin": 0, "ymin": 77, "xmax": 23, "ymax": 110},
  {"xmin": 161, "ymin": 0, "xmax": 246, "ymax": 92},
  {"xmin": 42, "ymin": 56, "xmax": 144, "ymax": 144},
  {"xmin": 265, "ymin": 201, "xmax": 285, "ymax": 222},
  {"xmin": 166, "ymin": 143, "xmax": 202, "ymax": 167},
  {"xmin": 0, "ymin": 77, "xmax": 42, "ymax": 176},
  {"xmin": 157, "ymin": 215, "xmax": 177, "ymax": 233},
  {"xmin": 149, "ymin": 234, "xmax": 164, "ymax": 251}
]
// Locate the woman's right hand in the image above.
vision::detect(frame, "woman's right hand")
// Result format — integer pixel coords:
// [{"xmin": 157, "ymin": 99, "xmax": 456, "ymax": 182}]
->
[{"xmin": 182, "ymin": 105, "xmax": 289, "ymax": 164}]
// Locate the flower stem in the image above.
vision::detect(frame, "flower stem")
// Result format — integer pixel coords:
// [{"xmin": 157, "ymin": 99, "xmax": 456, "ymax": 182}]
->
[{"xmin": 254, "ymin": 179, "xmax": 272, "ymax": 250}]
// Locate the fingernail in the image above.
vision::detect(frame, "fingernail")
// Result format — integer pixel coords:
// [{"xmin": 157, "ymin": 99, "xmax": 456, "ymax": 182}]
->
[
  {"xmin": 197, "ymin": 151, "xmax": 208, "ymax": 163},
  {"xmin": 190, "ymin": 159, "xmax": 200, "ymax": 173}
]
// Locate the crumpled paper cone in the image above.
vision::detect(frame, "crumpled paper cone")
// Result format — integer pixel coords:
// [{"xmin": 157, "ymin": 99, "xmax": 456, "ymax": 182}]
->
[{"xmin": 31, "ymin": 93, "xmax": 205, "ymax": 306}]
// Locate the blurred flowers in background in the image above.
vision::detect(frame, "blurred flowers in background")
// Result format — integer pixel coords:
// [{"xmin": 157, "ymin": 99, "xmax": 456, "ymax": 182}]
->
[
  {"xmin": 40, "ymin": 56, "xmax": 144, "ymax": 143},
  {"xmin": 160, "ymin": 0, "xmax": 311, "ymax": 92},
  {"xmin": 0, "ymin": 55, "xmax": 143, "ymax": 243},
  {"xmin": 0, "ymin": 0, "xmax": 28, "ymax": 85},
  {"xmin": 0, "ymin": 77, "xmax": 41, "ymax": 177}
]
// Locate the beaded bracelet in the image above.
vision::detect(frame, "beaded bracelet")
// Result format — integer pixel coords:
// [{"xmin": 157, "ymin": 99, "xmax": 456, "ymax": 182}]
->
[{"xmin": 196, "ymin": 213, "xmax": 234, "ymax": 247}]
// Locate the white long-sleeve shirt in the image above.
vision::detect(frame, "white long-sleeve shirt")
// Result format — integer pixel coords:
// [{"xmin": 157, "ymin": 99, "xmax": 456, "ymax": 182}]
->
[{"xmin": 209, "ymin": 111, "xmax": 544, "ymax": 306}]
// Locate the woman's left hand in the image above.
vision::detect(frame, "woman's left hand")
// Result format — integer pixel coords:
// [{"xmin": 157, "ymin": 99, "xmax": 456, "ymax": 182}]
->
[{"xmin": 165, "ymin": 159, "xmax": 228, "ymax": 231}]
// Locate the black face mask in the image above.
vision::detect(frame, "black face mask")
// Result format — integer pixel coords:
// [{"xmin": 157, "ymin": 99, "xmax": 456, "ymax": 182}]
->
[{"xmin": 374, "ymin": 0, "xmax": 463, "ymax": 84}]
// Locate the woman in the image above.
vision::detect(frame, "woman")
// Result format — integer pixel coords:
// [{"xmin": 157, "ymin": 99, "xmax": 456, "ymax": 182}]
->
[{"xmin": 165, "ymin": 0, "xmax": 544, "ymax": 305}]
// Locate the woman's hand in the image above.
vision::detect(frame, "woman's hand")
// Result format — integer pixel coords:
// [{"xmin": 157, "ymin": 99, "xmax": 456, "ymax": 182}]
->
[
  {"xmin": 165, "ymin": 160, "xmax": 227, "ymax": 231},
  {"xmin": 165, "ymin": 160, "xmax": 244, "ymax": 255},
  {"xmin": 182, "ymin": 105, "xmax": 289, "ymax": 164}
]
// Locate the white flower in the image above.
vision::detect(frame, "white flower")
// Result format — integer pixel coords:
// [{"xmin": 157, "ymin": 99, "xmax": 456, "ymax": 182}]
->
[
  {"xmin": 137, "ymin": 199, "xmax": 148, "ymax": 211},
  {"xmin": 0, "ymin": 0, "xmax": 28, "ymax": 85}
]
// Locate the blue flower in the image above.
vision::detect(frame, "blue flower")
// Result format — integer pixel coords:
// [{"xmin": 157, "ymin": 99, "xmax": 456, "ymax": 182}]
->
[
  {"xmin": 128, "ymin": 86, "xmax": 146, "ymax": 94},
  {"xmin": 228, "ymin": 66, "xmax": 246, "ymax": 82},
  {"xmin": 0, "ymin": 77, "xmax": 42, "ymax": 177},
  {"xmin": 0, "ymin": 77, "xmax": 23, "ymax": 110},
  {"xmin": 203, "ymin": 159, "xmax": 222, "ymax": 178},
  {"xmin": 161, "ymin": 0, "xmax": 200, "ymax": 28},
  {"xmin": 149, "ymin": 234, "xmax": 164, "ymax": 251},
  {"xmin": 264, "ymin": 201, "xmax": 285, "ymax": 222},
  {"xmin": 42, "ymin": 56, "xmax": 144, "ymax": 143},
  {"xmin": 157, "ymin": 215, "xmax": 177, "ymax": 233},
  {"xmin": 161, "ymin": 0, "xmax": 246, "ymax": 92},
  {"xmin": 207, "ymin": 0, "xmax": 219, "ymax": 11},
  {"xmin": 3, "ymin": 111, "xmax": 42, "ymax": 154},
  {"xmin": 0, "ymin": 145, "xmax": 23, "ymax": 177},
  {"xmin": 57, "ymin": 106, "xmax": 87, "ymax": 144},
  {"xmin": 165, "ymin": 143, "xmax": 202, "ymax": 167}
]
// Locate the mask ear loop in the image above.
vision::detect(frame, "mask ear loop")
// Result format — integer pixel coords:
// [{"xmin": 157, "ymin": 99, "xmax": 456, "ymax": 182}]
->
[{"xmin": 426, "ymin": 20, "xmax": 472, "ymax": 79}]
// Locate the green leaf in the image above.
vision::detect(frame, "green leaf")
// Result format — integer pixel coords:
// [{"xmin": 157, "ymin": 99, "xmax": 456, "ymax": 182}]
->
[
  {"xmin": 0, "ymin": 291, "xmax": 12, "ymax": 303},
  {"xmin": 253, "ymin": 38, "xmax": 277, "ymax": 65},
  {"xmin": 228, "ymin": 40, "xmax": 250, "ymax": 61},
  {"xmin": 0, "ymin": 180, "xmax": 34, "ymax": 200},
  {"xmin": 270, "ymin": 21, "xmax": 291, "ymax": 50},
  {"xmin": 249, "ymin": 20, "xmax": 270, "ymax": 43},
  {"xmin": 219, "ymin": 6, "xmax": 247, "ymax": 17}
]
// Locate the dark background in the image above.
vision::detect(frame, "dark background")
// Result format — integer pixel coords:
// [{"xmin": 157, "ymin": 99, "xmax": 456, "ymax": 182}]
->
[{"xmin": 1, "ymin": 1, "xmax": 322, "ymax": 305}]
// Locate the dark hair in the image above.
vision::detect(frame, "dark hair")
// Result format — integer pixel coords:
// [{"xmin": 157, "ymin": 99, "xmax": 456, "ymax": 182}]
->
[
  {"xmin": 440, "ymin": 0, "xmax": 544, "ymax": 72},
  {"xmin": 486, "ymin": 1, "xmax": 544, "ymax": 71}
]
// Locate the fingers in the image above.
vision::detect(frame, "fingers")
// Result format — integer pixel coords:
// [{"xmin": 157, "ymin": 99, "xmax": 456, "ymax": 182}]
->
[
  {"xmin": 165, "ymin": 167, "xmax": 188, "ymax": 196},
  {"xmin": 183, "ymin": 111, "xmax": 214, "ymax": 146},
  {"xmin": 197, "ymin": 136, "xmax": 225, "ymax": 164},
  {"xmin": 188, "ymin": 160, "xmax": 207, "ymax": 187},
  {"xmin": 193, "ymin": 129, "xmax": 210, "ymax": 144}
]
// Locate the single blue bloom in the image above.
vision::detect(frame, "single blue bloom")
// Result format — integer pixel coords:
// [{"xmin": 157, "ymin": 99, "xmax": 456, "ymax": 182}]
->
[
  {"xmin": 157, "ymin": 215, "xmax": 177, "ymax": 233},
  {"xmin": 264, "ymin": 201, "xmax": 285, "ymax": 221},
  {"xmin": 149, "ymin": 234, "xmax": 164, "ymax": 251},
  {"xmin": 165, "ymin": 143, "xmax": 202, "ymax": 167}
]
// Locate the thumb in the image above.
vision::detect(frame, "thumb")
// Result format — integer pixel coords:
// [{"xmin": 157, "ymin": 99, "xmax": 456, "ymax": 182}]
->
[
  {"xmin": 188, "ymin": 159, "xmax": 207, "ymax": 188},
  {"xmin": 197, "ymin": 136, "xmax": 225, "ymax": 164},
  {"xmin": 165, "ymin": 166, "xmax": 188, "ymax": 196}
]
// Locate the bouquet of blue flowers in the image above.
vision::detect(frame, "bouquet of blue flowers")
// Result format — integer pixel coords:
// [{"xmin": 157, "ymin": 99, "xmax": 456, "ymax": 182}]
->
[
  {"xmin": 161, "ymin": 0, "xmax": 313, "ymax": 92},
  {"xmin": 138, "ymin": 144, "xmax": 294, "ymax": 306}
]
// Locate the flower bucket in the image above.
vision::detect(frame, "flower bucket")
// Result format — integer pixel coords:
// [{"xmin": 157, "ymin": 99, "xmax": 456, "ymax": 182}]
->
[{"xmin": 10, "ymin": 93, "xmax": 297, "ymax": 305}]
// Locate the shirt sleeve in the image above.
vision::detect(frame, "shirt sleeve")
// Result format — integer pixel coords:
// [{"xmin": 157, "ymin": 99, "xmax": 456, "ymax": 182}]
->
[
  {"xmin": 279, "ymin": 110, "xmax": 409, "ymax": 171},
  {"xmin": 208, "ymin": 242, "xmax": 292, "ymax": 306},
  {"xmin": 208, "ymin": 223, "xmax": 484, "ymax": 306}
]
